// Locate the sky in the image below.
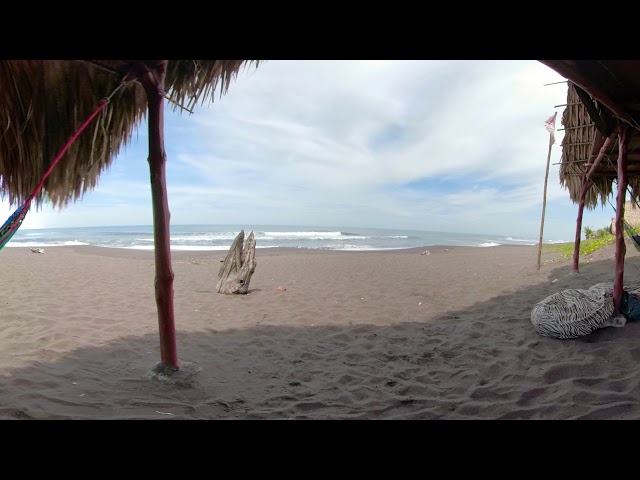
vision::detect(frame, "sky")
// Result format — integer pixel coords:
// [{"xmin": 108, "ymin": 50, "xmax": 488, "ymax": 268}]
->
[{"xmin": 0, "ymin": 60, "xmax": 619, "ymax": 241}]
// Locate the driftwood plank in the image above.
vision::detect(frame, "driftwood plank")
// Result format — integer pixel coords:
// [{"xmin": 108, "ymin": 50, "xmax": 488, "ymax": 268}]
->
[{"xmin": 216, "ymin": 230, "xmax": 257, "ymax": 294}]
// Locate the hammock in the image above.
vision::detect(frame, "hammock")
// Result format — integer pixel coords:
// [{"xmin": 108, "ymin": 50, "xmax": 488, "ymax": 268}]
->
[
  {"xmin": 0, "ymin": 204, "xmax": 29, "ymax": 250},
  {"xmin": 597, "ymin": 186, "xmax": 640, "ymax": 252},
  {"xmin": 0, "ymin": 90, "xmax": 121, "ymax": 252},
  {"xmin": 623, "ymin": 219, "xmax": 640, "ymax": 252}
]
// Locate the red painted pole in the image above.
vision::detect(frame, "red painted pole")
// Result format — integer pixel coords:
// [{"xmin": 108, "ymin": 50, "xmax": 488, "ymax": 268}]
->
[
  {"xmin": 139, "ymin": 61, "xmax": 179, "ymax": 370},
  {"xmin": 573, "ymin": 179, "xmax": 592, "ymax": 273},
  {"xmin": 571, "ymin": 135, "xmax": 614, "ymax": 273},
  {"xmin": 613, "ymin": 124, "xmax": 629, "ymax": 315}
]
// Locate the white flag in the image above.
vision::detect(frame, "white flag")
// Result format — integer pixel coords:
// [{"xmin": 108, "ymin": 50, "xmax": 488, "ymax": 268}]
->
[{"xmin": 544, "ymin": 112, "xmax": 557, "ymax": 144}]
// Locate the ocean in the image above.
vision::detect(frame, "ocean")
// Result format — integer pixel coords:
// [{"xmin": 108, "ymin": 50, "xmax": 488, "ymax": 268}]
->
[{"xmin": 3, "ymin": 225, "xmax": 568, "ymax": 252}]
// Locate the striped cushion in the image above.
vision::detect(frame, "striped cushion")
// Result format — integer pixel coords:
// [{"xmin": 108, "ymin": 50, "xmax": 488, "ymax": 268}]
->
[{"xmin": 531, "ymin": 283, "xmax": 621, "ymax": 339}]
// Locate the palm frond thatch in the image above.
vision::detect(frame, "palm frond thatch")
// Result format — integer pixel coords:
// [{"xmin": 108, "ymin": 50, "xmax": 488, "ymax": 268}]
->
[
  {"xmin": 0, "ymin": 60, "xmax": 257, "ymax": 208},
  {"xmin": 559, "ymin": 82, "xmax": 608, "ymax": 208},
  {"xmin": 559, "ymin": 81, "xmax": 640, "ymax": 209}
]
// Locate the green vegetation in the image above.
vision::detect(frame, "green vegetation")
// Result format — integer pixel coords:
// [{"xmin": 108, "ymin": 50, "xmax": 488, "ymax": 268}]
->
[
  {"xmin": 583, "ymin": 226, "xmax": 594, "ymax": 239},
  {"xmin": 543, "ymin": 234, "xmax": 615, "ymax": 259},
  {"xmin": 541, "ymin": 223, "xmax": 640, "ymax": 262},
  {"xmin": 584, "ymin": 226, "xmax": 612, "ymax": 239}
]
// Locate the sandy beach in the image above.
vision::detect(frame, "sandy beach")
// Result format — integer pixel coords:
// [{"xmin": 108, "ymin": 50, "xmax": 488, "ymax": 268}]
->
[{"xmin": 1, "ymin": 241, "xmax": 640, "ymax": 419}]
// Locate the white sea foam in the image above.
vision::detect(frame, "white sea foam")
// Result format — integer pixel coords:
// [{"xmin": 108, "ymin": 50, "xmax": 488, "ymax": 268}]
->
[
  {"xmin": 5, "ymin": 225, "xmax": 556, "ymax": 252},
  {"xmin": 319, "ymin": 244, "xmax": 404, "ymax": 251},
  {"xmin": 170, "ymin": 234, "xmax": 240, "ymax": 241},
  {"xmin": 263, "ymin": 231, "xmax": 366, "ymax": 240},
  {"xmin": 4, "ymin": 240, "xmax": 89, "ymax": 247},
  {"xmin": 504, "ymin": 237, "xmax": 537, "ymax": 243},
  {"xmin": 123, "ymin": 245, "xmax": 281, "ymax": 251},
  {"xmin": 124, "ymin": 245, "xmax": 231, "ymax": 251}
]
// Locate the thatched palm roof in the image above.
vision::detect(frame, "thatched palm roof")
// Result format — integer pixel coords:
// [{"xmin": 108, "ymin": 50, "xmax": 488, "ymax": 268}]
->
[
  {"xmin": 0, "ymin": 60, "xmax": 255, "ymax": 208},
  {"xmin": 558, "ymin": 81, "xmax": 640, "ymax": 208},
  {"xmin": 0, "ymin": 60, "xmax": 260, "ymax": 372},
  {"xmin": 542, "ymin": 61, "xmax": 640, "ymax": 209},
  {"xmin": 541, "ymin": 60, "xmax": 640, "ymax": 310}
]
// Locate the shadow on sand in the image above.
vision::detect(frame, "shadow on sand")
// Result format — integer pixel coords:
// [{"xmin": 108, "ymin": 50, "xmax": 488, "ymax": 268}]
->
[{"xmin": 2, "ymin": 255, "xmax": 640, "ymax": 420}]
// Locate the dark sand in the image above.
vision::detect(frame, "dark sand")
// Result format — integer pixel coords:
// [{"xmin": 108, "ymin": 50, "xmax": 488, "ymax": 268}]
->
[{"xmin": 1, "ymin": 241, "xmax": 640, "ymax": 419}]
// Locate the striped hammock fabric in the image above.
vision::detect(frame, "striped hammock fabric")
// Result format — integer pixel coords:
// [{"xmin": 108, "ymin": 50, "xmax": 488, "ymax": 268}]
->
[
  {"xmin": 0, "ymin": 204, "xmax": 29, "ymax": 251},
  {"xmin": 622, "ymin": 220, "xmax": 640, "ymax": 252},
  {"xmin": 0, "ymin": 96, "xmax": 111, "ymax": 253}
]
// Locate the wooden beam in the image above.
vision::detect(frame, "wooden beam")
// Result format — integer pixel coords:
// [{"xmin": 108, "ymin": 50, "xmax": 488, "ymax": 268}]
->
[
  {"xmin": 610, "ymin": 101, "xmax": 640, "ymax": 110},
  {"xmin": 80, "ymin": 60, "xmax": 124, "ymax": 76},
  {"xmin": 81, "ymin": 60, "xmax": 194, "ymax": 114},
  {"xmin": 563, "ymin": 170, "xmax": 640, "ymax": 176},
  {"xmin": 555, "ymin": 102, "xmax": 583, "ymax": 107},
  {"xmin": 588, "ymin": 131, "xmax": 608, "ymax": 159},
  {"xmin": 563, "ymin": 141, "xmax": 597, "ymax": 146},
  {"xmin": 585, "ymin": 136, "xmax": 615, "ymax": 179},
  {"xmin": 573, "ymin": 84, "xmax": 613, "ymax": 136},
  {"xmin": 558, "ymin": 124, "xmax": 596, "ymax": 131},
  {"xmin": 576, "ymin": 166, "xmax": 640, "ymax": 174},
  {"xmin": 560, "ymin": 154, "xmax": 640, "ymax": 163},
  {"xmin": 538, "ymin": 61, "xmax": 631, "ymax": 122}
]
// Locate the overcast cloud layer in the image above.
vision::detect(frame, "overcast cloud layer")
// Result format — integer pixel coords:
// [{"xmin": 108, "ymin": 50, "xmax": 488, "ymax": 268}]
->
[{"xmin": 0, "ymin": 60, "xmax": 618, "ymax": 240}]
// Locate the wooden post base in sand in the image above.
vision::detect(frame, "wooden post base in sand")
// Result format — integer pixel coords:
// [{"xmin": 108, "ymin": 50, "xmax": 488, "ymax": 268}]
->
[
  {"xmin": 216, "ymin": 230, "xmax": 257, "ymax": 294},
  {"xmin": 146, "ymin": 361, "xmax": 202, "ymax": 387}
]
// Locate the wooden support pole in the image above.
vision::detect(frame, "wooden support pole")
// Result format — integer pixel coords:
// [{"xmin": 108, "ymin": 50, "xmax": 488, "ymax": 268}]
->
[
  {"xmin": 572, "ymin": 135, "xmax": 614, "ymax": 273},
  {"xmin": 138, "ymin": 61, "xmax": 179, "ymax": 371},
  {"xmin": 585, "ymin": 136, "xmax": 614, "ymax": 179},
  {"xmin": 613, "ymin": 124, "xmax": 629, "ymax": 315},
  {"xmin": 573, "ymin": 179, "xmax": 592, "ymax": 273},
  {"xmin": 537, "ymin": 136, "xmax": 554, "ymax": 270}
]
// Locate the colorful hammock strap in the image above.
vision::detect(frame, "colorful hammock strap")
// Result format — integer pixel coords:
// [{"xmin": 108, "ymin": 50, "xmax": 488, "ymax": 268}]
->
[
  {"xmin": 24, "ymin": 78, "xmax": 131, "ymax": 208},
  {"xmin": 24, "ymin": 100, "xmax": 109, "ymax": 208},
  {"xmin": 1, "ymin": 101, "xmax": 107, "ymax": 249},
  {"xmin": 0, "ymin": 204, "xmax": 29, "ymax": 249},
  {"xmin": 0, "ymin": 78, "xmax": 129, "ymax": 251}
]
